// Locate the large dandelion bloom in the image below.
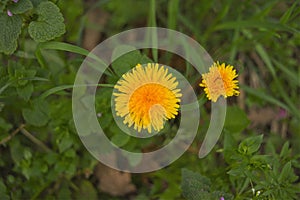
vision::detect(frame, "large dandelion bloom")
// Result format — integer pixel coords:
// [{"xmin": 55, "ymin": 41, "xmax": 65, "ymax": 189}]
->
[
  {"xmin": 113, "ymin": 63, "xmax": 182, "ymax": 133},
  {"xmin": 199, "ymin": 62, "xmax": 239, "ymax": 102}
]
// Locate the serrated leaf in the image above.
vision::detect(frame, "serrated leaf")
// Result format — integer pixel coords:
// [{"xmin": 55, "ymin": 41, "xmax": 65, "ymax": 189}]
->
[
  {"xmin": 181, "ymin": 169, "xmax": 211, "ymax": 200},
  {"xmin": 224, "ymin": 106, "xmax": 250, "ymax": 133},
  {"xmin": 0, "ymin": 14, "xmax": 22, "ymax": 54},
  {"xmin": 238, "ymin": 134, "xmax": 263, "ymax": 155},
  {"xmin": 8, "ymin": 0, "xmax": 33, "ymax": 14},
  {"xmin": 28, "ymin": 1, "xmax": 65, "ymax": 42}
]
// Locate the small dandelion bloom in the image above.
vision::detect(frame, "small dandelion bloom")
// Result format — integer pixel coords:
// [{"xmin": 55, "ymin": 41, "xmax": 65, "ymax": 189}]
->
[
  {"xmin": 113, "ymin": 63, "xmax": 182, "ymax": 133},
  {"xmin": 199, "ymin": 62, "xmax": 239, "ymax": 102}
]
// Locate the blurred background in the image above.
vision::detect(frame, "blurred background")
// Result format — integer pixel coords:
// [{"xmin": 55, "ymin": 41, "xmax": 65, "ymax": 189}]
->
[{"xmin": 0, "ymin": 0, "xmax": 299, "ymax": 199}]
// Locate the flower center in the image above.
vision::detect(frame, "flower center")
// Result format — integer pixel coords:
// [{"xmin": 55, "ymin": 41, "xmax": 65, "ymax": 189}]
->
[{"xmin": 128, "ymin": 83, "xmax": 177, "ymax": 130}]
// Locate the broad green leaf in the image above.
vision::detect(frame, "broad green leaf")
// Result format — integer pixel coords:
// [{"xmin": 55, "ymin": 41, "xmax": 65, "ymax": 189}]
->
[
  {"xmin": 28, "ymin": 1, "xmax": 65, "ymax": 42},
  {"xmin": 0, "ymin": 14, "xmax": 22, "ymax": 54},
  {"xmin": 140, "ymin": 54, "xmax": 153, "ymax": 64},
  {"xmin": 238, "ymin": 134, "xmax": 264, "ymax": 155},
  {"xmin": 74, "ymin": 180, "xmax": 98, "ymax": 200},
  {"xmin": 224, "ymin": 106, "xmax": 250, "ymax": 133},
  {"xmin": 30, "ymin": 0, "xmax": 47, "ymax": 7},
  {"xmin": 181, "ymin": 169, "xmax": 211, "ymax": 200},
  {"xmin": 57, "ymin": 181, "xmax": 71, "ymax": 200},
  {"xmin": 57, "ymin": 132, "xmax": 73, "ymax": 153},
  {"xmin": 111, "ymin": 46, "xmax": 142, "ymax": 76},
  {"xmin": 16, "ymin": 83, "xmax": 33, "ymax": 101},
  {"xmin": 22, "ymin": 99, "xmax": 49, "ymax": 126},
  {"xmin": 8, "ymin": 0, "xmax": 33, "ymax": 14},
  {"xmin": 111, "ymin": 132, "xmax": 130, "ymax": 147}
]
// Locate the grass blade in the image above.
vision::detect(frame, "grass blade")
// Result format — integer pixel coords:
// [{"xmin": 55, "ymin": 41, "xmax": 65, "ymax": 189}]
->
[
  {"xmin": 40, "ymin": 83, "xmax": 114, "ymax": 99},
  {"xmin": 36, "ymin": 42, "xmax": 112, "ymax": 76}
]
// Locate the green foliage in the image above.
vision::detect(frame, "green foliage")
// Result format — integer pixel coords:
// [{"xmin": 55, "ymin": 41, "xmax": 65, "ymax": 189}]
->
[
  {"xmin": 0, "ymin": 14, "xmax": 22, "ymax": 54},
  {"xmin": 28, "ymin": 1, "xmax": 65, "ymax": 42},
  {"xmin": 181, "ymin": 168, "xmax": 233, "ymax": 200},
  {"xmin": 8, "ymin": 0, "xmax": 33, "ymax": 14},
  {"xmin": 0, "ymin": 0, "xmax": 299, "ymax": 199},
  {"xmin": 224, "ymin": 105, "xmax": 250, "ymax": 133},
  {"xmin": 0, "ymin": 0, "xmax": 65, "ymax": 54}
]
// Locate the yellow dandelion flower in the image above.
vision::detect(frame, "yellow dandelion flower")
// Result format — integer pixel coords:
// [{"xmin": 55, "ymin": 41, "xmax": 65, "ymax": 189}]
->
[
  {"xmin": 199, "ymin": 62, "xmax": 240, "ymax": 102},
  {"xmin": 113, "ymin": 63, "xmax": 182, "ymax": 133}
]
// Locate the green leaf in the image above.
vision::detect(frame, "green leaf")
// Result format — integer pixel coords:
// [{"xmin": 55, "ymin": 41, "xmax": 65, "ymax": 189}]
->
[
  {"xmin": 278, "ymin": 161, "xmax": 293, "ymax": 183},
  {"xmin": 223, "ymin": 131, "xmax": 237, "ymax": 162},
  {"xmin": 224, "ymin": 106, "xmax": 250, "ymax": 133},
  {"xmin": 227, "ymin": 167, "xmax": 246, "ymax": 177},
  {"xmin": 280, "ymin": 1, "xmax": 299, "ymax": 24},
  {"xmin": 16, "ymin": 83, "xmax": 33, "ymax": 101},
  {"xmin": 214, "ymin": 20, "xmax": 299, "ymax": 34},
  {"xmin": 57, "ymin": 132, "xmax": 73, "ymax": 153},
  {"xmin": 22, "ymin": 99, "xmax": 49, "ymax": 126},
  {"xmin": 238, "ymin": 134, "xmax": 264, "ymax": 155},
  {"xmin": 181, "ymin": 168, "xmax": 211, "ymax": 200},
  {"xmin": 111, "ymin": 45, "xmax": 142, "ymax": 76},
  {"xmin": 111, "ymin": 132, "xmax": 130, "ymax": 147},
  {"xmin": 0, "ymin": 180, "xmax": 9, "ymax": 200},
  {"xmin": 36, "ymin": 41, "xmax": 111, "ymax": 76},
  {"xmin": 0, "ymin": 117, "xmax": 12, "ymax": 132},
  {"xmin": 30, "ymin": 0, "xmax": 47, "ymax": 7},
  {"xmin": 28, "ymin": 1, "xmax": 65, "ymax": 42},
  {"xmin": 57, "ymin": 181, "xmax": 71, "ymax": 200},
  {"xmin": 8, "ymin": 0, "xmax": 33, "ymax": 14},
  {"xmin": 280, "ymin": 141, "xmax": 290, "ymax": 159},
  {"xmin": 74, "ymin": 180, "xmax": 98, "ymax": 200},
  {"xmin": 0, "ymin": 14, "xmax": 22, "ymax": 54},
  {"xmin": 10, "ymin": 139, "xmax": 23, "ymax": 164}
]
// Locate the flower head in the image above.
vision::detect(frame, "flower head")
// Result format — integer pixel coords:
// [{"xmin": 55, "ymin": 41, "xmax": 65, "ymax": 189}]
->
[
  {"xmin": 199, "ymin": 62, "xmax": 239, "ymax": 102},
  {"xmin": 113, "ymin": 63, "xmax": 182, "ymax": 133}
]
